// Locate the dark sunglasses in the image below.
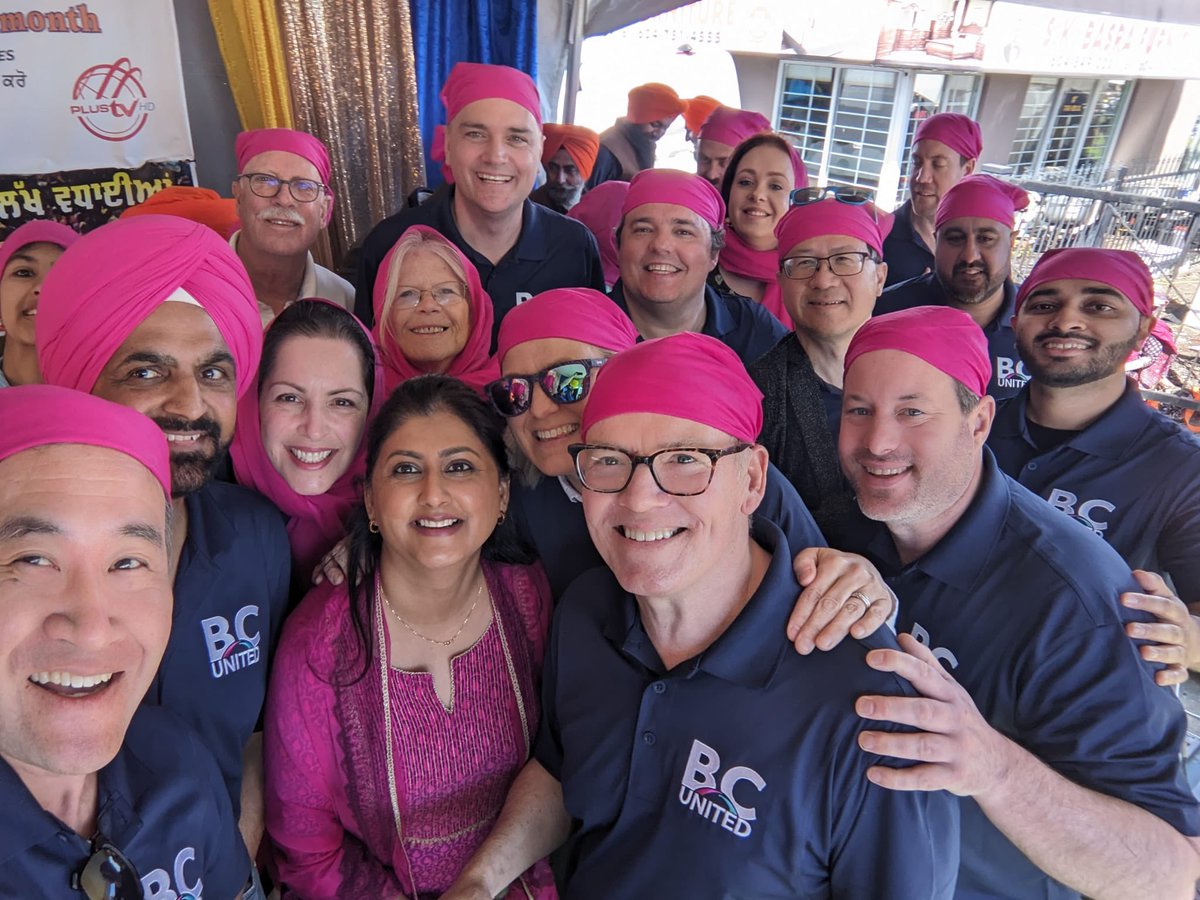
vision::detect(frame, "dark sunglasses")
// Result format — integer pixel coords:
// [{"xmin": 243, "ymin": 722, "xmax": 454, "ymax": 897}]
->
[
  {"xmin": 486, "ymin": 358, "xmax": 608, "ymax": 417},
  {"xmin": 71, "ymin": 834, "xmax": 143, "ymax": 900},
  {"xmin": 789, "ymin": 185, "xmax": 875, "ymax": 207}
]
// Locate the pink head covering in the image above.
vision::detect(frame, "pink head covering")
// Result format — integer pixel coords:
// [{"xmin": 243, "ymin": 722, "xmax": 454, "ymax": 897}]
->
[
  {"xmin": 496, "ymin": 287, "xmax": 638, "ymax": 364},
  {"xmin": 935, "ymin": 175, "xmax": 1029, "ymax": 232},
  {"xmin": 913, "ymin": 113, "xmax": 983, "ymax": 160},
  {"xmin": 235, "ymin": 128, "xmax": 335, "ymax": 225},
  {"xmin": 582, "ymin": 332, "xmax": 763, "ymax": 443},
  {"xmin": 441, "ymin": 62, "xmax": 542, "ymax": 128},
  {"xmin": 845, "ymin": 306, "xmax": 990, "ymax": 397},
  {"xmin": 229, "ymin": 298, "xmax": 385, "ymax": 573},
  {"xmin": 621, "ymin": 169, "xmax": 725, "ymax": 232},
  {"xmin": 36, "ymin": 215, "xmax": 262, "ymax": 398},
  {"xmin": 699, "ymin": 106, "xmax": 771, "ymax": 149},
  {"xmin": 1015, "ymin": 248, "xmax": 1155, "ymax": 317},
  {"xmin": 371, "ymin": 224, "xmax": 498, "ymax": 394},
  {"xmin": 0, "ymin": 384, "xmax": 170, "ymax": 498},
  {"xmin": 774, "ymin": 198, "xmax": 894, "ymax": 260},
  {"xmin": 0, "ymin": 221, "xmax": 79, "ymax": 279},
  {"xmin": 568, "ymin": 180, "xmax": 629, "ymax": 288}
]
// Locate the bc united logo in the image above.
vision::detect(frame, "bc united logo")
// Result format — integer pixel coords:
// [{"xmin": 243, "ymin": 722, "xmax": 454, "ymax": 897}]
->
[
  {"xmin": 1046, "ymin": 488, "xmax": 1115, "ymax": 537},
  {"xmin": 677, "ymin": 739, "xmax": 765, "ymax": 838},
  {"xmin": 201, "ymin": 605, "xmax": 261, "ymax": 679},
  {"xmin": 142, "ymin": 846, "xmax": 203, "ymax": 899}
]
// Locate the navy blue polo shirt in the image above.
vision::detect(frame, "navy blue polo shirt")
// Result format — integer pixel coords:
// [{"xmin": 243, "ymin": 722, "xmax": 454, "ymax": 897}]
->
[
  {"xmin": 147, "ymin": 480, "xmax": 291, "ymax": 814},
  {"xmin": 850, "ymin": 451, "xmax": 1199, "ymax": 900},
  {"xmin": 881, "ymin": 199, "xmax": 933, "ymax": 287},
  {"xmin": 610, "ymin": 281, "xmax": 787, "ymax": 368},
  {"xmin": 512, "ymin": 464, "xmax": 826, "ymax": 600},
  {"xmin": 354, "ymin": 186, "xmax": 605, "ymax": 346},
  {"xmin": 536, "ymin": 519, "xmax": 959, "ymax": 898},
  {"xmin": 876, "ymin": 273, "xmax": 1028, "ymax": 398},
  {"xmin": 989, "ymin": 381, "xmax": 1200, "ymax": 604},
  {"xmin": 0, "ymin": 706, "xmax": 249, "ymax": 899}
]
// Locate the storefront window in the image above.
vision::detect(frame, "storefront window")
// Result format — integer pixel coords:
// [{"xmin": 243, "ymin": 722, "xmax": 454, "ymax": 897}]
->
[{"xmin": 1007, "ymin": 77, "xmax": 1131, "ymax": 178}]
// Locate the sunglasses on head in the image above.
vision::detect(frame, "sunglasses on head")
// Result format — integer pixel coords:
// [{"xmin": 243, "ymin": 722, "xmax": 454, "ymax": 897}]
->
[
  {"xmin": 486, "ymin": 358, "xmax": 608, "ymax": 417},
  {"xmin": 789, "ymin": 185, "xmax": 876, "ymax": 213},
  {"xmin": 72, "ymin": 834, "xmax": 143, "ymax": 900}
]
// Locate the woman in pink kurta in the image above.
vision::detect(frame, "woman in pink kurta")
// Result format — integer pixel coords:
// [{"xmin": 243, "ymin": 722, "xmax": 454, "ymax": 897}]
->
[{"xmin": 264, "ymin": 375, "xmax": 555, "ymax": 899}]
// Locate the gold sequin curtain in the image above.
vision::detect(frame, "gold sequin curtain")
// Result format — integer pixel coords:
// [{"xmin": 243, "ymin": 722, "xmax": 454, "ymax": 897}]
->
[
  {"xmin": 207, "ymin": 0, "xmax": 294, "ymax": 129},
  {"xmin": 276, "ymin": 0, "xmax": 426, "ymax": 272}
]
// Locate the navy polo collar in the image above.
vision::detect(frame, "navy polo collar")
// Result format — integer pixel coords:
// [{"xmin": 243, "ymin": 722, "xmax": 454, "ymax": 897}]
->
[
  {"xmin": 998, "ymin": 378, "xmax": 1151, "ymax": 463},
  {"xmin": 179, "ymin": 481, "xmax": 237, "ymax": 573},
  {"xmin": 926, "ymin": 274, "xmax": 1018, "ymax": 334},
  {"xmin": 607, "ymin": 281, "xmax": 726, "ymax": 341},
  {"xmin": 430, "ymin": 186, "xmax": 548, "ymax": 264}
]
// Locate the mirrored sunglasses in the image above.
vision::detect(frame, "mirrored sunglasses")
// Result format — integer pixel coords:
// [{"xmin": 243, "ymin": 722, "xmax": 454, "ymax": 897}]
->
[{"xmin": 486, "ymin": 358, "xmax": 608, "ymax": 417}]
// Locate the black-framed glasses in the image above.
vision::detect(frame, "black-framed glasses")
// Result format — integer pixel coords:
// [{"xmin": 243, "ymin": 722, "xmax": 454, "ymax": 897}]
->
[
  {"xmin": 568, "ymin": 443, "xmax": 751, "ymax": 496},
  {"xmin": 789, "ymin": 185, "xmax": 874, "ymax": 208},
  {"xmin": 71, "ymin": 834, "xmax": 143, "ymax": 900},
  {"xmin": 391, "ymin": 281, "xmax": 467, "ymax": 309},
  {"xmin": 781, "ymin": 252, "xmax": 875, "ymax": 280},
  {"xmin": 239, "ymin": 172, "xmax": 326, "ymax": 203},
  {"xmin": 486, "ymin": 358, "xmax": 608, "ymax": 418}
]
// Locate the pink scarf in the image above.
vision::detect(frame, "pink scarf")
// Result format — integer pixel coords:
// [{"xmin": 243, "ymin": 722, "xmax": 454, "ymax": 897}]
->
[{"xmin": 719, "ymin": 228, "xmax": 790, "ymax": 327}]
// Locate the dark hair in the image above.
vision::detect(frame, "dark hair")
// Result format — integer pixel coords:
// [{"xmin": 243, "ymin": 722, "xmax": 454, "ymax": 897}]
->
[
  {"xmin": 341, "ymin": 374, "xmax": 529, "ymax": 681},
  {"xmin": 953, "ymin": 380, "xmax": 983, "ymax": 414},
  {"xmin": 258, "ymin": 300, "xmax": 376, "ymax": 407},
  {"xmin": 719, "ymin": 132, "xmax": 800, "ymax": 211}
]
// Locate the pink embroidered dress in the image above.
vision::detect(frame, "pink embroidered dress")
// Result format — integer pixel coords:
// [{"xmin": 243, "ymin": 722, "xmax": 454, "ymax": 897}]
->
[{"xmin": 264, "ymin": 560, "xmax": 556, "ymax": 899}]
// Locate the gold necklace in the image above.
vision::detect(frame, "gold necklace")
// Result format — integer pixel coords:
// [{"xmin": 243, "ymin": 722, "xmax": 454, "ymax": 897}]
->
[{"xmin": 381, "ymin": 578, "xmax": 483, "ymax": 647}]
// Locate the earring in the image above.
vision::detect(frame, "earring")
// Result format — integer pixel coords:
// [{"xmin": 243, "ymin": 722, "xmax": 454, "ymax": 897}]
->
[
  {"xmin": 369, "ymin": 520, "xmax": 380, "ymax": 534},
  {"xmin": 497, "ymin": 511, "xmax": 507, "ymax": 525}
]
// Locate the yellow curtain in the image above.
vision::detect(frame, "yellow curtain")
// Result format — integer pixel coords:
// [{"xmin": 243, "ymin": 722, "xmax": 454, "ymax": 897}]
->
[{"xmin": 207, "ymin": 0, "xmax": 293, "ymax": 129}]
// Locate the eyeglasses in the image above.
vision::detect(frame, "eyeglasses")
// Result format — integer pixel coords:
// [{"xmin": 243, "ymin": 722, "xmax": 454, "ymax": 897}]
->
[
  {"xmin": 486, "ymin": 358, "xmax": 608, "ymax": 417},
  {"xmin": 391, "ymin": 281, "xmax": 467, "ymax": 309},
  {"xmin": 781, "ymin": 251, "xmax": 875, "ymax": 280},
  {"xmin": 239, "ymin": 172, "xmax": 326, "ymax": 203},
  {"xmin": 568, "ymin": 443, "xmax": 751, "ymax": 496},
  {"xmin": 71, "ymin": 835, "xmax": 143, "ymax": 900},
  {"xmin": 789, "ymin": 186, "xmax": 874, "ymax": 207}
]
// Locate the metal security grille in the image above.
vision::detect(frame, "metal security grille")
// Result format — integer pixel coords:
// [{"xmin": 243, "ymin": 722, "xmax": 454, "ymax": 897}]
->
[
  {"xmin": 1007, "ymin": 77, "xmax": 1132, "ymax": 178},
  {"xmin": 1008, "ymin": 77, "xmax": 1058, "ymax": 173},
  {"xmin": 777, "ymin": 62, "xmax": 834, "ymax": 187},
  {"xmin": 827, "ymin": 68, "xmax": 898, "ymax": 189}
]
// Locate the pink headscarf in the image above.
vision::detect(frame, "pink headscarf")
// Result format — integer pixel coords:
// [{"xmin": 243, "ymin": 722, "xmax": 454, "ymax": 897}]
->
[
  {"xmin": 621, "ymin": 169, "xmax": 725, "ymax": 231},
  {"xmin": 441, "ymin": 62, "xmax": 542, "ymax": 127},
  {"xmin": 371, "ymin": 225, "xmax": 498, "ymax": 394},
  {"xmin": 229, "ymin": 299, "xmax": 385, "ymax": 574},
  {"xmin": 0, "ymin": 384, "xmax": 170, "ymax": 498},
  {"xmin": 775, "ymin": 198, "xmax": 894, "ymax": 259},
  {"xmin": 935, "ymin": 175, "xmax": 1029, "ymax": 232},
  {"xmin": 0, "ymin": 220, "xmax": 79, "ymax": 277},
  {"xmin": 913, "ymin": 113, "xmax": 983, "ymax": 160},
  {"xmin": 235, "ymin": 128, "xmax": 335, "ymax": 225},
  {"xmin": 582, "ymin": 332, "xmax": 763, "ymax": 442},
  {"xmin": 568, "ymin": 181, "xmax": 629, "ymax": 288},
  {"xmin": 1015, "ymin": 248, "xmax": 1155, "ymax": 317},
  {"xmin": 36, "ymin": 215, "xmax": 262, "ymax": 398},
  {"xmin": 699, "ymin": 106, "xmax": 771, "ymax": 149},
  {"xmin": 496, "ymin": 287, "xmax": 639, "ymax": 363},
  {"xmin": 845, "ymin": 306, "xmax": 990, "ymax": 397}
]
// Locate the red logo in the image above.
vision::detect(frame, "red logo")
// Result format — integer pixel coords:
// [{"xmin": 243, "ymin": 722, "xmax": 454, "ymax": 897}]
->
[{"xmin": 70, "ymin": 58, "xmax": 155, "ymax": 142}]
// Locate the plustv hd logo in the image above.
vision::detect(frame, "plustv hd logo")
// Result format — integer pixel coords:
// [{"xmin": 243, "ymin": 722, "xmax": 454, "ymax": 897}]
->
[
  {"xmin": 201, "ymin": 606, "xmax": 261, "ymax": 679},
  {"xmin": 71, "ymin": 57, "xmax": 156, "ymax": 141},
  {"xmin": 677, "ymin": 739, "xmax": 766, "ymax": 838}
]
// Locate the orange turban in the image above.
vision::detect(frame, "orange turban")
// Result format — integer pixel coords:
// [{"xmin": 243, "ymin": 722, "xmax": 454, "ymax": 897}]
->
[
  {"xmin": 541, "ymin": 123, "xmax": 601, "ymax": 179},
  {"xmin": 626, "ymin": 83, "xmax": 687, "ymax": 125},
  {"xmin": 683, "ymin": 95, "xmax": 721, "ymax": 135},
  {"xmin": 120, "ymin": 186, "xmax": 240, "ymax": 239}
]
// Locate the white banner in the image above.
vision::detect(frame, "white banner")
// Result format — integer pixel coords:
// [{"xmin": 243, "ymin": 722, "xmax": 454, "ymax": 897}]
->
[{"xmin": 0, "ymin": 1, "xmax": 194, "ymax": 174}]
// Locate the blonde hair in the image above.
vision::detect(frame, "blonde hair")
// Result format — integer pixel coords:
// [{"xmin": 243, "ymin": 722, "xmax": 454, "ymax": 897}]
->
[{"xmin": 380, "ymin": 230, "xmax": 472, "ymax": 348}]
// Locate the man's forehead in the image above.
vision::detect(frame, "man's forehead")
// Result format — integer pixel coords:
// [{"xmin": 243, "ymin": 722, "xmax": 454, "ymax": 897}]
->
[
  {"xmin": 697, "ymin": 139, "xmax": 733, "ymax": 159},
  {"xmin": 628, "ymin": 203, "xmax": 706, "ymax": 228},
  {"xmin": 846, "ymin": 349, "xmax": 955, "ymax": 394},
  {"xmin": 240, "ymin": 149, "xmax": 320, "ymax": 180},
  {"xmin": 451, "ymin": 97, "xmax": 539, "ymax": 133},
  {"xmin": 785, "ymin": 233, "xmax": 870, "ymax": 257},
  {"xmin": 1026, "ymin": 278, "xmax": 1128, "ymax": 301},
  {"xmin": 912, "ymin": 138, "xmax": 959, "ymax": 161},
  {"xmin": 548, "ymin": 148, "xmax": 576, "ymax": 166},
  {"xmin": 0, "ymin": 444, "xmax": 165, "ymax": 508},
  {"xmin": 501, "ymin": 337, "xmax": 604, "ymax": 373},
  {"xmin": 588, "ymin": 411, "xmax": 733, "ymax": 446},
  {"xmin": 938, "ymin": 216, "xmax": 1008, "ymax": 236}
]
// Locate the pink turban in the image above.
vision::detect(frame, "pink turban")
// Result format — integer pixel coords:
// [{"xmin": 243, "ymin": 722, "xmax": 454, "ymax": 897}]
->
[
  {"xmin": 775, "ymin": 198, "xmax": 894, "ymax": 260},
  {"xmin": 935, "ymin": 175, "xmax": 1029, "ymax": 232},
  {"xmin": 1015, "ymin": 248, "xmax": 1155, "ymax": 317},
  {"xmin": 0, "ymin": 384, "xmax": 170, "ymax": 498},
  {"xmin": 36, "ymin": 215, "xmax": 262, "ymax": 398},
  {"xmin": 699, "ymin": 106, "xmax": 771, "ymax": 149},
  {"xmin": 913, "ymin": 113, "xmax": 983, "ymax": 161},
  {"xmin": 235, "ymin": 128, "xmax": 334, "ymax": 225},
  {"xmin": 626, "ymin": 83, "xmax": 687, "ymax": 125},
  {"xmin": 229, "ymin": 299, "xmax": 385, "ymax": 574},
  {"xmin": 582, "ymin": 332, "xmax": 763, "ymax": 443},
  {"xmin": 622, "ymin": 169, "xmax": 725, "ymax": 232},
  {"xmin": 441, "ymin": 62, "xmax": 542, "ymax": 128},
  {"xmin": 371, "ymin": 225, "xmax": 498, "ymax": 394},
  {"xmin": 568, "ymin": 180, "xmax": 629, "ymax": 288},
  {"xmin": 845, "ymin": 306, "xmax": 990, "ymax": 397},
  {"xmin": 496, "ymin": 287, "xmax": 638, "ymax": 363},
  {"xmin": 0, "ymin": 220, "xmax": 79, "ymax": 277}
]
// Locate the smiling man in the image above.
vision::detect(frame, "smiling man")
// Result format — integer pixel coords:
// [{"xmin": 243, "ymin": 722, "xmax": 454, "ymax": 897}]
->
[
  {"xmin": 356, "ymin": 63, "xmax": 603, "ymax": 344},
  {"xmin": 0, "ymin": 385, "xmax": 250, "ymax": 898},
  {"xmin": 36, "ymin": 215, "xmax": 291, "ymax": 871},
  {"xmin": 232, "ymin": 128, "xmax": 353, "ymax": 326}
]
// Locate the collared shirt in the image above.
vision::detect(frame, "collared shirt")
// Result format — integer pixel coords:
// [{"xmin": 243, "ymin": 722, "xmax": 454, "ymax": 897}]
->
[
  {"xmin": 0, "ymin": 706, "xmax": 250, "ymax": 899},
  {"xmin": 147, "ymin": 480, "xmax": 291, "ymax": 813},
  {"xmin": 876, "ymin": 273, "xmax": 1028, "ymax": 398},
  {"xmin": 354, "ymin": 186, "xmax": 605, "ymax": 347},
  {"xmin": 850, "ymin": 451, "xmax": 1200, "ymax": 900},
  {"xmin": 228, "ymin": 231, "xmax": 355, "ymax": 328},
  {"xmin": 881, "ymin": 199, "xmax": 933, "ymax": 287},
  {"xmin": 609, "ymin": 281, "xmax": 787, "ymax": 368},
  {"xmin": 535, "ymin": 519, "xmax": 959, "ymax": 898},
  {"xmin": 989, "ymin": 381, "xmax": 1200, "ymax": 604}
]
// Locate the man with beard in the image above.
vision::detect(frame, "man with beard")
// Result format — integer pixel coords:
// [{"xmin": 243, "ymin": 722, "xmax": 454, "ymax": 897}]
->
[
  {"xmin": 588, "ymin": 83, "xmax": 688, "ymax": 188},
  {"xmin": 232, "ymin": 128, "xmax": 353, "ymax": 326},
  {"xmin": 36, "ymin": 215, "xmax": 291, "ymax": 869},
  {"xmin": 530, "ymin": 123, "xmax": 599, "ymax": 214},
  {"xmin": 876, "ymin": 175, "xmax": 1030, "ymax": 398}
]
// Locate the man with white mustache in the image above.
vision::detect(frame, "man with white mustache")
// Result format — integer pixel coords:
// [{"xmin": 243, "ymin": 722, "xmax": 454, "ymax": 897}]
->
[{"xmin": 231, "ymin": 128, "xmax": 353, "ymax": 327}]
